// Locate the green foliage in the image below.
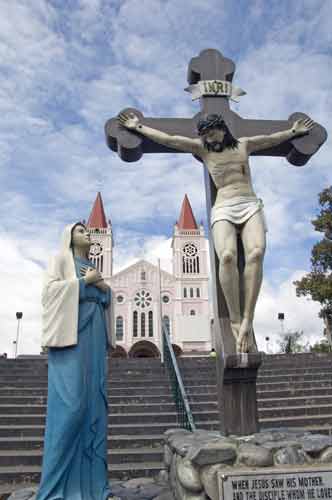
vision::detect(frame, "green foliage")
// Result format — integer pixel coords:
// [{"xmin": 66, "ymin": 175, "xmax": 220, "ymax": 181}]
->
[
  {"xmin": 277, "ymin": 330, "xmax": 306, "ymax": 353},
  {"xmin": 313, "ymin": 187, "xmax": 332, "ymax": 237},
  {"xmin": 294, "ymin": 186, "xmax": 332, "ymax": 318},
  {"xmin": 310, "ymin": 339, "xmax": 331, "ymax": 353}
]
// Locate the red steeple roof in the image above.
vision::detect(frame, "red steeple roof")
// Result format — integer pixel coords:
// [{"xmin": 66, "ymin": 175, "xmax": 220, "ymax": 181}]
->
[
  {"xmin": 87, "ymin": 192, "xmax": 108, "ymax": 228},
  {"xmin": 177, "ymin": 194, "xmax": 198, "ymax": 230}
]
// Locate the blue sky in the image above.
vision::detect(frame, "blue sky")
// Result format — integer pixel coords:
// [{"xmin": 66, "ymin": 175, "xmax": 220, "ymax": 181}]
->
[{"xmin": 0, "ymin": 0, "xmax": 331, "ymax": 355}]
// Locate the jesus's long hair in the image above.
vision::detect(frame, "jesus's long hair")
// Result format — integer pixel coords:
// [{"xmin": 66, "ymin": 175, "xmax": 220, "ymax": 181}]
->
[{"xmin": 197, "ymin": 114, "xmax": 239, "ymax": 151}]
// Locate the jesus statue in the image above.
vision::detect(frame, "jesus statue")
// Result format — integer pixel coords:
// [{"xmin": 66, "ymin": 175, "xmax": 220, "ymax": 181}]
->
[{"xmin": 118, "ymin": 112, "xmax": 315, "ymax": 353}]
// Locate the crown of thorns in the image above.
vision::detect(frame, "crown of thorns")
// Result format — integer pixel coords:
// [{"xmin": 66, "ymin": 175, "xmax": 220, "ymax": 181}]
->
[{"xmin": 197, "ymin": 114, "xmax": 227, "ymax": 136}]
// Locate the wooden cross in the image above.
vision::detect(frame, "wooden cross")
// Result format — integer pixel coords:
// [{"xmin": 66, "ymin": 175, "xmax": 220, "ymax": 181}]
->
[{"xmin": 105, "ymin": 49, "xmax": 327, "ymax": 435}]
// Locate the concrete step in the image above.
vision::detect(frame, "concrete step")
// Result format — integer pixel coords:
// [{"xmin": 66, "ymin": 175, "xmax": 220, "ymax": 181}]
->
[
  {"xmin": 259, "ymin": 366, "xmax": 332, "ymax": 376},
  {"xmin": 0, "ymin": 403, "xmax": 203, "ymax": 417},
  {"xmin": 260, "ymin": 413, "xmax": 332, "ymax": 428},
  {"xmin": 0, "ymin": 411, "xmax": 218, "ymax": 426},
  {"xmin": 0, "ymin": 462, "xmax": 166, "ymax": 483},
  {"xmin": 0, "ymin": 395, "xmax": 330, "ymax": 413},
  {"xmin": 184, "ymin": 380, "xmax": 332, "ymax": 393},
  {"xmin": 2, "ymin": 371, "xmax": 331, "ymax": 386},
  {"xmin": 260, "ymin": 353, "xmax": 332, "ymax": 365},
  {"xmin": 258, "ymin": 372, "xmax": 332, "ymax": 382},
  {"xmin": 0, "ymin": 393, "xmax": 217, "ymax": 405},
  {"xmin": 1, "ymin": 385, "xmax": 331, "ymax": 401},
  {"xmin": 0, "ymin": 401, "xmax": 217, "ymax": 415},
  {"xmin": 2, "ymin": 404, "xmax": 330, "ymax": 427},
  {"xmin": 4, "ymin": 365, "xmax": 332, "ymax": 380},
  {"xmin": 258, "ymin": 395, "xmax": 332, "ymax": 408},
  {"xmin": 0, "ymin": 377, "xmax": 173, "ymax": 387},
  {"xmin": 0, "ymin": 385, "xmax": 174, "ymax": 396},
  {"xmin": 256, "ymin": 380, "xmax": 332, "ymax": 391},
  {"xmin": 259, "ymin": 403, "xmax": 332, "ymax": 419},
  {"xmin": 107, "ymin": 421, "xmax": 220, "ymax": 435},
  {"xmin": 0, "ymin": 447, "xmax": 164, "ymax": 467},
  {"xmin": 2, "ymin": 382, "xmax": 332, "ymax": 398},
  {"xmin": 257, "ymin": 387, "xmax": 332, "ymax": 399},
  {"xmin": 0, "ymin": 434, "xmax": 165, "ymax": 451},
  {"xmin": 0, "ymin": 421, "xmax": 219, "ymax": 438}
]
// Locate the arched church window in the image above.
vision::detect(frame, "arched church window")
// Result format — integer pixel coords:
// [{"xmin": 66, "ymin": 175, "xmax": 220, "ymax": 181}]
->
[
  {"xmin": 148, "ymin": 311, "xmax": 153, "ymax": 337},
  {"xmin": 190, "ymin": 310, "xmax": 196, "ymax": 316},
  {"xmin": 196, "ymin": 288, "xmax": 200, "ymax": 298},
  {"xmin": 163, "ymin": 315, "xmax": 170, "ymax": 335},
  {"xmin": 141, "ymin": 271, "xmax": 146, "ymax": 281},
  {"xmin": 133, "ymin": 311, "xmax": 138, "ymax": 337},
  {"xmin": 141, "ymin": 312, "xmax": 146, "ymax": 337},
  {"xmin": 184, "ymin": 288, "xmax": 187, "ymax": 298},
  {"xmin": 116, "ymin": 316, "xmax": 124, "ymax": 340},
  {"xmin": 182, "ymin": 243, "xmax": 199, "ymax": 274},
  {"xmin": 190, "ymin": 288, "xmax": 194, "ymax": 298}
]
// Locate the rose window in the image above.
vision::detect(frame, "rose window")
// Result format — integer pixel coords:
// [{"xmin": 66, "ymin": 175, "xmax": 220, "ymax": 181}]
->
[
  {"xmin": 134, "ymin": 290, "xmax": 152, "ymax": 309},
  {"xmin": 89, "ymin": 242, "xmax": 103, "ymax": 257},
  {"xmin": 183, "ymin": 243, "xmax": 198, "ymax": 257}
]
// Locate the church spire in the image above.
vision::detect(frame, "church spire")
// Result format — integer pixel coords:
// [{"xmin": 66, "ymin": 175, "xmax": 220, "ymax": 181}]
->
[
  {"xmin": 177, "ymin": 194, "xmax": 198, "ymax": 230},
  {"xmin": 87, "ymin": 192, "xmax": 108, "ymax": 228}
]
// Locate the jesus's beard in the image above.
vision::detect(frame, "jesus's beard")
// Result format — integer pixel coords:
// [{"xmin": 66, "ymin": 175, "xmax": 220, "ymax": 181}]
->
[{"xmin": 204, "ymin": 140, "xmax": 225, "ymax": 152}]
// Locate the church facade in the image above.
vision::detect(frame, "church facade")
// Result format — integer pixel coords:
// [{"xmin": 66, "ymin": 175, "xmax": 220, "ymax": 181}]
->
[{"xmin": 86, "ymin": 193, "xmax": 212, "ymax": 357}]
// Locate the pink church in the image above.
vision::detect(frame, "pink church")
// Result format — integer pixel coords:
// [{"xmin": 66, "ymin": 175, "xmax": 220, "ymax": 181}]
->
[{"xmin": 86, "ymin": 193, "xmax": 212, "ymax": 358}]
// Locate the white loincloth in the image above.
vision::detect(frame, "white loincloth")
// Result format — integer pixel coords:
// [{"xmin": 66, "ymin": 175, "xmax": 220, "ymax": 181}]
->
[{"xmin": 211, "ymin": 196, "xmax": 267, "ymax": 232}]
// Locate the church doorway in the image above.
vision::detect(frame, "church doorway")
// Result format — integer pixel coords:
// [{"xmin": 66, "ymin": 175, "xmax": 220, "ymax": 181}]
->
[
  {"xmin": 172, "ymin": 344, "xmax": 183, "ymax": 357},
  {"xmin": 110, "ymin": 345, "xmax": 127, "ymax": 358},
  {"xmin": 129, "ymin": 340, "xmax": 160, "ymax": 358}
]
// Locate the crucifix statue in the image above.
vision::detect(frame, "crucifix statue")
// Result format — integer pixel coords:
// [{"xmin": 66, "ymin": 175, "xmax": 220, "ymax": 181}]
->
[{"xmin": 105, "ymin": 49, "xmax": 327, "ymax": 435}]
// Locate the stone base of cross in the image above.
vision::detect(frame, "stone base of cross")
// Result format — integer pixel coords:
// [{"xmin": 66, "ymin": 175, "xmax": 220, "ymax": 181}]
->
[{"xmin": 105, "ymin": 49, "xmax": 327, "ymax": 436}]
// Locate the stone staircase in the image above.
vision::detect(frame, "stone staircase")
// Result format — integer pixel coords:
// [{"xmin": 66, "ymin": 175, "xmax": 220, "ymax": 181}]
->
[
  {"xmin": 0, "ymin": 352, "xmax": 331, "ymax": 489},
  {"xmin": 181, "ymin": 353, "xmax": 332, "ymax": 433}
]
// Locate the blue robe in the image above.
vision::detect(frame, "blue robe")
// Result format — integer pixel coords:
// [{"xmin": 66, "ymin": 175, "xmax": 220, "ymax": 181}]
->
[{"xmin": 36, "ymin": 257, "xmax": 112, "ymax": 500}]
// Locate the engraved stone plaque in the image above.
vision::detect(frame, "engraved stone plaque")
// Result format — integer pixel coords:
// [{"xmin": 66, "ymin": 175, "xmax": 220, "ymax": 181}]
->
[{"xmin": 218, "ymin": 468, "xmax": 332, "ymax": 500}]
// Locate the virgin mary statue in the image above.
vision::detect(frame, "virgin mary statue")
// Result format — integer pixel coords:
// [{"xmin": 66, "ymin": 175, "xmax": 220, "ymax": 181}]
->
[{"xmin": 36, "ymin": 222, "xmax": 117, "ymax": 500}]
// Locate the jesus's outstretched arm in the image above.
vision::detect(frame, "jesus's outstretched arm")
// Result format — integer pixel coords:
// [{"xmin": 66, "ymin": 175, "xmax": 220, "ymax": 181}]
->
[
  {"xmin": 118, "ymin": 112, "xmax": 202, "ymax": 154},
  {"xmin": 245, "ymin": 117, "xmax": 316, "ymax": 154}
]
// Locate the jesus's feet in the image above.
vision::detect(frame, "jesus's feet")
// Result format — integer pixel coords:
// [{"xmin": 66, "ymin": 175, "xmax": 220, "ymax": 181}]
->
[
  {"xmin": 230, "ymin": 320, "xmax": 241, "ymax": 346},
  {"xmin": 237, "ymin": 317, "xmax": 253, "ymax": 353}
]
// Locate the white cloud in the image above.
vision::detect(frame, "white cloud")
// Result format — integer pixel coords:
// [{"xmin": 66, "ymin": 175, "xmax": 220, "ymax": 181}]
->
[{"xmin": 255, "ymin": 270, "xmax": 323, "ymax": 352}]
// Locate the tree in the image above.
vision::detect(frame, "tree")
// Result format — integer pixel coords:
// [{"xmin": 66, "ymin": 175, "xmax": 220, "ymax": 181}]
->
[
  {"xmin": 277, "ymin": 330, "xmax": 307, "ymax": 353},
  {"xmin": 310, "ymin": 339, "xmax": 331, "ymax": 353},
  {"xmin": 294, "ymin": 187, "xmax": 332, "ymax": 336}
]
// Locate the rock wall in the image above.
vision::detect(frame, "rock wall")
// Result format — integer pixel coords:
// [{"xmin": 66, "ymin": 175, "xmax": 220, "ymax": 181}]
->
[{"xmin": 164, "ymin": 428, "xmax": 332, "ymax": 500}]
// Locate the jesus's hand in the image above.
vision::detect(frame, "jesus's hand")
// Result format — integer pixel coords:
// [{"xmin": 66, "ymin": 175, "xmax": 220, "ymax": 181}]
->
[
  {"xmin": 292, "ymin": 118, "xmax": 315, "ymax": 136},
  {"xmin": 118, "ymin": 112, "xmax": 140, "ymax": 130}
]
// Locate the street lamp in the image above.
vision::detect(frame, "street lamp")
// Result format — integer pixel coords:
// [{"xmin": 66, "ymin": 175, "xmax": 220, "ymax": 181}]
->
[
  {"xmin": 265, "ymin": 336, "xmax": 270, "ymax": 353},
  {"xmin": 14, "ymin": 312, "xmax": 23, "ymax": 359},
  {"xmin": 278, "ymin": 312, "xmax": 285, "ymax": 335}
]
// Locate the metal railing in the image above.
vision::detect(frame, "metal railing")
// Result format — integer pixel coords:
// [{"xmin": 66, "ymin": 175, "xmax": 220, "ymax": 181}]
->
[{"xmin": 162, "ymin": 321, "xmax": 196, "ymax": 431}]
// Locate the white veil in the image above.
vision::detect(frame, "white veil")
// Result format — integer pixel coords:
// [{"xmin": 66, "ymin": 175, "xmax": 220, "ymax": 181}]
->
[{"xmin": 41, "ymin": 224, "xmax": 81, "ymax": 348}]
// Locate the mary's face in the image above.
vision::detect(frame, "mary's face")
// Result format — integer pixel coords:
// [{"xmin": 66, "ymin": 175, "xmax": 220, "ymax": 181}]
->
[{"xmin": 71, "ymin": 225, "xmax": 91, "ymax": 250}]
